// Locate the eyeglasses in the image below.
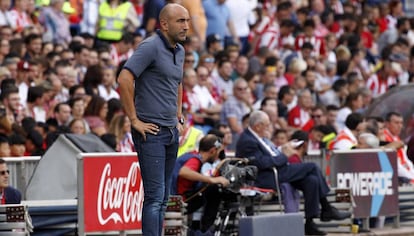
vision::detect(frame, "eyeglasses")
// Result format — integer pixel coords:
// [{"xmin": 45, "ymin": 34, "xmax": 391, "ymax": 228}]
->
[{"xmin": 0, "ymin": 170, "xmax": 10, "ymax": 175}]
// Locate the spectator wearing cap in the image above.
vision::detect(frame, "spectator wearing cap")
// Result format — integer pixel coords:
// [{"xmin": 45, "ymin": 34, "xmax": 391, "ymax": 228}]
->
[
  {"xmin": 39, "ymin": 0, "xmax": 71, "ymax": 45},
  {"xmin": 206, "ymin": 34, "xmax": 223, "ymax": 56},
  {"xmin": 16, "ymin": 60, "xmax": 32, "ymax": 108},
  {"xmin": 9, "ymin": 133, "xmax": 26, "ymax": 157},
  {"xmin": 203, "ymin": 0, "xmax": 238, "ymax": 47}
]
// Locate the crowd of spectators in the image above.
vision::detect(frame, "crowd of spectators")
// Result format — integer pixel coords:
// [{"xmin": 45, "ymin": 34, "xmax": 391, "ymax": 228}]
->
[
  {"xmin": 0, "ymin": 0, "xmax": 414, "ymax": 234},
  {"xmin": 0, "ymin": 0, "xmax": 413, "ymax": 180}
]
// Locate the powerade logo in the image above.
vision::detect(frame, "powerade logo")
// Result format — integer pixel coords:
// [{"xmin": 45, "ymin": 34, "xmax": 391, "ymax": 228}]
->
[
  {"xmin": 336, "ymin": 152, "xmax": 394, "ymax": 217},
  {"xmin": 337, "ymin": 172, "xmax": 393, "ymax": 196}
]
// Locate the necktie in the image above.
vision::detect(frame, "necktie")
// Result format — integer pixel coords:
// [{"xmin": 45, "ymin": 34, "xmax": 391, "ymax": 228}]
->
[{"xmin": 262, "ymin": 138, "xmax": 281, "ymax": 156}]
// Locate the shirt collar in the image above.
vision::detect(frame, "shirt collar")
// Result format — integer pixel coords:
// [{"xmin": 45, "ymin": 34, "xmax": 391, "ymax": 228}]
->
[
  {"xmin": 156, "ymin": 29, "xmax": 180, "ymax": 52},
  {"xmin": 248, "ymin": 127, "xmax": 278, "ymax": 156}
]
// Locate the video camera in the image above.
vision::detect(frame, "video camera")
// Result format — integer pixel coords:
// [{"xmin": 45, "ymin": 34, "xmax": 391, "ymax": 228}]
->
[{"xmin": 218, "ymin": 158, "xmax": 258, "ymax": 193}]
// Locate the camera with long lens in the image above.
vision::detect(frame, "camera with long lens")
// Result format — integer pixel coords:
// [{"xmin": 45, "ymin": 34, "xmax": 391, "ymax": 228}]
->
[{"xmin": 219, "ymin": 159, "xmax": 258, "ymax": 193}]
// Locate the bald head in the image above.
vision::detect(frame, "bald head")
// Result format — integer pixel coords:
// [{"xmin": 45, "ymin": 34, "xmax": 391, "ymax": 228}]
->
[
  {"xmin": 158, "ymin": 3, "xmax": 189, "ymax": 45},
  {"xmin": 159, "ymin": 3, "xmax": 187, "ymax": 22}
]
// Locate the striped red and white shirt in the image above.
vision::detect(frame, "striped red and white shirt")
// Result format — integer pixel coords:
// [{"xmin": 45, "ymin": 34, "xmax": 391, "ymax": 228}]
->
[
  {"xmin": 294, "ymin": 34, "xmax": 326, "ymax": 57},
  {"xmin": 366, "ymin": 73, "xmax": 398, "ymax": 98},
  {"xmin": 252, "ymin": 16, "xmax": 280, "ymax": 53}
]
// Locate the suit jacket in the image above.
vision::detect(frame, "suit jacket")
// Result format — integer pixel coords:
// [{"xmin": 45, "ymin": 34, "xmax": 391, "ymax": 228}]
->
[
  {"xmin": 4, "ymin": 186, "xmax": 21, "ymax": 204},
  {"xmin": 236, "ymin": 128, "xmax": 321, "ymax": 190},
  {"xmin": 235, "ymin": 128, "xmax": 288, "ymax": 189}
]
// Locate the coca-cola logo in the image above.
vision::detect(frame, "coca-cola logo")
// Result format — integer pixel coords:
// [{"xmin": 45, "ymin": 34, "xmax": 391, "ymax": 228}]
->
[{"xmin": 97, "ymin": 162, "xmax": 144, "ymax": 225}]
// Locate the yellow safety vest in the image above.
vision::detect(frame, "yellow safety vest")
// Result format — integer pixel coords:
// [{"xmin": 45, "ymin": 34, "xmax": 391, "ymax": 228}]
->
[
  {"xmin": 177, "ymin": 127, "xmax": 204, "ymax": 158},
  {"xmin": 97, "ymin": 1, "xmax": 131, "ymax": 41}
]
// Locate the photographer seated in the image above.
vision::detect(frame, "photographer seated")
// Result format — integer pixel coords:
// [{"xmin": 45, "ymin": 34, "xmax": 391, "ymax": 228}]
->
[
  {"xmin": 171, "ymin": 134, "xmax": 230, "ymax": 233},
  {"xmin": 236, "ymin": 111, "xmax": 351, "ymax": 236}
]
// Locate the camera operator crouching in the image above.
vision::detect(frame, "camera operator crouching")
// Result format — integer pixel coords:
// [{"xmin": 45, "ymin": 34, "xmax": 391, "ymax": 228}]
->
[{"xmin": 170, "ymin": 134, "xmax": 232, "ymax": 233}]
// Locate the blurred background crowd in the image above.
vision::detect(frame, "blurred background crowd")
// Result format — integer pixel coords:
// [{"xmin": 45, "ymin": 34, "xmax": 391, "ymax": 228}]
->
[{"xmin": 0, "ymin": 0, "xmax": 413, "ymax": 166}]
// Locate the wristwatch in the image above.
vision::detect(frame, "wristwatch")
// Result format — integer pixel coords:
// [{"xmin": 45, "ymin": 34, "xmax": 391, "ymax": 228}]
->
[{"xmin": 178, "ymin": 117, "xmax": 185, "ymax": 125}]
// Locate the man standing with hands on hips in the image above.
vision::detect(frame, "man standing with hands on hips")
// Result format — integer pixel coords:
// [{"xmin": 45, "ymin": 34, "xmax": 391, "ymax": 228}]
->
[{"xmin": 118, "ymin": 3, "xmax": 189, "ymax": 236}]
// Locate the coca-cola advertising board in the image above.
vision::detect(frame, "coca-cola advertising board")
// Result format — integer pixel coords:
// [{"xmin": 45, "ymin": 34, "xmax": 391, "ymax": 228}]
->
[{"xmin": 78, "ymin": 153, "xmax": 143, "ymax": 234}]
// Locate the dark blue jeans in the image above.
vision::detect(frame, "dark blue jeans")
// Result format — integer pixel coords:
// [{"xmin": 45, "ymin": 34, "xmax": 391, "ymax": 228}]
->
[{"xmin": 132, "ymin": 126, "xmax": 179, "ymax": 236}]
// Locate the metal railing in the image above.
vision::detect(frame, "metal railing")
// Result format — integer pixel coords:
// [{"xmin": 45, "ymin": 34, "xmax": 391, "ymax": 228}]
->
[{"xmin": 3, "ymin": 157, "xmax": 41, "ymax": 200}]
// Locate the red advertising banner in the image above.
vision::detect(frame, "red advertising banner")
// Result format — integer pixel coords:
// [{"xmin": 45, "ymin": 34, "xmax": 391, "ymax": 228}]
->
[{"xmin": 79, "ymin": 153, "xmax": 143, "ymax": 233}]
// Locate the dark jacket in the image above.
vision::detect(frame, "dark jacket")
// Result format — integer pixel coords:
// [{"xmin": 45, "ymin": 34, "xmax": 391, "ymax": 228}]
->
[
  {"xmin": 235, "ymin": 128, "xmax": 288, "ymax": 189},
  {"xmin": 4, "ymin": 186, "xmax": 22, "ymax": 204}
]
